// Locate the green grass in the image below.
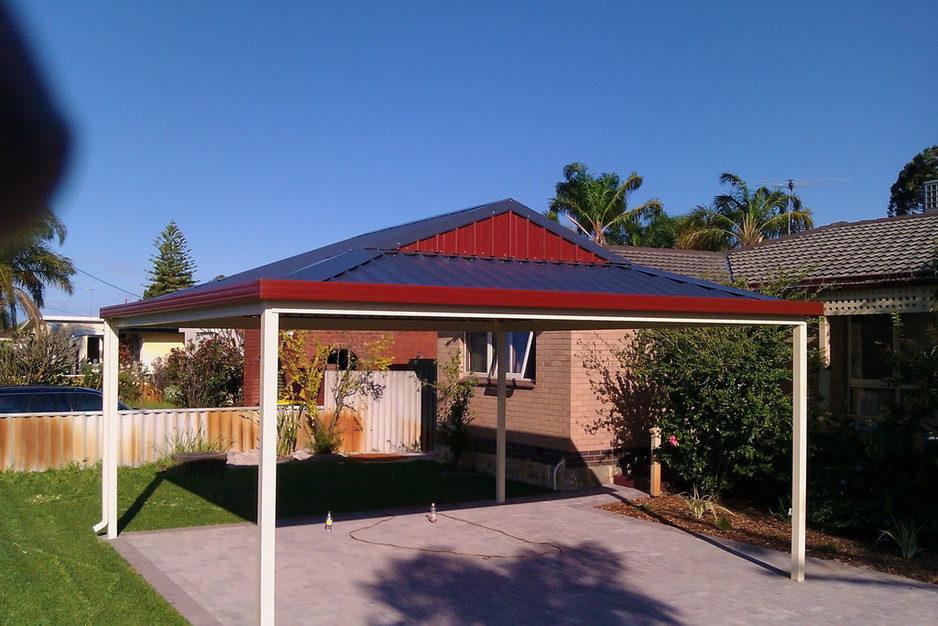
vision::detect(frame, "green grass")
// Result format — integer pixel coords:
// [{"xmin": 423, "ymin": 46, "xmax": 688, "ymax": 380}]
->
[
  {"xmin": 0, "ymin": 464, "xmax": 187, "ymax": 625},
  {"xmin": 0, "ymin": 458, "xmax": 547, "ymax": 623}
]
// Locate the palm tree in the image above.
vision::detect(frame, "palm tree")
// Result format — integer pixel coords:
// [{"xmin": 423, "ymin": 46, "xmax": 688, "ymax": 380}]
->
[
  {"xmin": 548, "ymin": 162, "xmax": 664, "ymax": 246},
  {"xmin": 0, "ymin": 209, "xmax": 75, "ymax": 328},
  {"xmin": 676, "ymin": 173, "xmax": 813, "ymax": 250}
]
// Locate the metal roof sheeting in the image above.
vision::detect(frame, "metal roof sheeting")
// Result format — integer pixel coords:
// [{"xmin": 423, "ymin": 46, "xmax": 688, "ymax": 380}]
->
[
  {"xmin": 102, "ymin": 198, "xmax": 822, "ymax": 323},
  {"xmin": 324, "ymin": 251, "xmax": 770, "ymax": 300}
]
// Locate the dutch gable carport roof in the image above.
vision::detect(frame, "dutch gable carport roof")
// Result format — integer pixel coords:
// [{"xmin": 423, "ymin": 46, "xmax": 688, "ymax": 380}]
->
[{"xmin": 98, "ymin": 199, "xmax": 821, "ymax": 624}]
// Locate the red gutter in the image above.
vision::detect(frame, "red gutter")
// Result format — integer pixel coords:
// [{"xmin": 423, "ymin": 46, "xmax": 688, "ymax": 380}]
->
[{"xmin": 102, "ymin": 279, "xmax": 823, "ymax": 319}]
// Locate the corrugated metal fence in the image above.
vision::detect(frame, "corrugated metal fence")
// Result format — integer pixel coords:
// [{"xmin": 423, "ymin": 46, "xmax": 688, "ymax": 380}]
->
[
  {"xmin": 0, "ymin": 371, "xmax": 426, "ymax": 471},
  {"xmin": 0, "ymin": 408, "xmax": 260, "ymax": 471},
  {"xmin": 323, "ymin": 370, "xmax": 424, "ymax": 453}
]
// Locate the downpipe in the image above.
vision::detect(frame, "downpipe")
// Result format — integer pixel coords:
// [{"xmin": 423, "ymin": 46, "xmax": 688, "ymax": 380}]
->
[{"xmin": 550, "ymin": 456, "xmax": 566, "ymax": 491}]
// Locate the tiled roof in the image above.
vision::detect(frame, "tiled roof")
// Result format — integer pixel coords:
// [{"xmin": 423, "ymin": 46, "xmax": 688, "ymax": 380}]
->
[
  {"xmin": 610, "ymin": 213, "xmax": 938, "ymax": 289},
  {"xmin": 728, "ymin": 212, "xmax": 938, "ymax": 286},
  {"xmin": 608, "ymin": 246, "xmax": 730, "ymax": 282}
]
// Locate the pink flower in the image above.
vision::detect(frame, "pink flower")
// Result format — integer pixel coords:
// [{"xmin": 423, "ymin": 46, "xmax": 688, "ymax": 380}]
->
[{"xmin": 668, "ymin": 435, "xmax": 678, "ymax": 446}]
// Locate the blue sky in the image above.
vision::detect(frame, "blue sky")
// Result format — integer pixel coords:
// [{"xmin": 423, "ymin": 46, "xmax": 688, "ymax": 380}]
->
[{"xmin": 10, "ymin": 0, "xmax": 937, "ymax": 316}]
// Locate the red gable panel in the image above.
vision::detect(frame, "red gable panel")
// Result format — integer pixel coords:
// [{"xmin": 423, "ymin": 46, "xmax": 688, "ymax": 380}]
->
[{"xmin": 399, "ymin": 211, "xmax": 606, "ymax": 262}]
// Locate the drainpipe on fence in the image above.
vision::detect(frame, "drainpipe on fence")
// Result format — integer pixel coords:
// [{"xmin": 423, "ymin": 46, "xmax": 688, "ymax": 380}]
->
[
  {"xmin": 649, "ymin": 427, "xmax": 661, "ymax": 497},
  {"xmin": 550, "ymin": 456, "xmax": 566, "ymax": 491}
]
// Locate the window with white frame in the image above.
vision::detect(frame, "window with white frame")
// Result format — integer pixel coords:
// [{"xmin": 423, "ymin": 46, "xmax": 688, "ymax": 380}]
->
[{"xmin": 465, "ymin": 331, "xmax": 535, "ymax": 380}]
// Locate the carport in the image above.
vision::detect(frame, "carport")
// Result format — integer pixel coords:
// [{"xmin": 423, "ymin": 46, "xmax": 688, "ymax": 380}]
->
[{"xmin": 98, "ymin": 199, "xmax": 822, "ymax": 624}]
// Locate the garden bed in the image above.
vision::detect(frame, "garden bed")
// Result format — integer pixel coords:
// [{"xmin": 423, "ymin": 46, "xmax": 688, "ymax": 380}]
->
[{"xmin": 601, "ymin": 494, "xmax": 938, "ymax": 585}]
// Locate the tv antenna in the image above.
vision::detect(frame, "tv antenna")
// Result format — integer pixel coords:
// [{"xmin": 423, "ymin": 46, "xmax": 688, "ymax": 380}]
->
[{"xmin": 755, "ymin": 177, "xmax": 851, "ymax": 234}]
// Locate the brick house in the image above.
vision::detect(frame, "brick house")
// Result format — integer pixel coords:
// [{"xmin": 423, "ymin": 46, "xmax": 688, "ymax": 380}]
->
[
  {"xmin": 226, "ymin": 199, "xmax": 817, "ymax": 488},
  {"xmin": 613, "ymin": 210, "xmax": 938, "ymax": 419}
]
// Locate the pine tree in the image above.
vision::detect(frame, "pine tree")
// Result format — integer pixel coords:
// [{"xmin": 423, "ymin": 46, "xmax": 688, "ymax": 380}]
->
[{"xmin": 143, "ymin": 220, "xmax": 196, "ymax": 298}]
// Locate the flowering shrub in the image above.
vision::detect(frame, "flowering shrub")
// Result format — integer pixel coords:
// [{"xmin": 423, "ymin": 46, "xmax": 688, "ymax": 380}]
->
[
  {"xmin": 643, "ymin": 325, "xmax": 792, "ymax": 496},
  {"xmin": 150, "ymin": 332, "xmax": 243, "ymax": 407},
  {"xmin": 80, "ymin": 360, "xmax": 146, "ymax": 404},
  {"xmin": 592, "ymin": 324, "xmax": 792, "ymax": 497}
]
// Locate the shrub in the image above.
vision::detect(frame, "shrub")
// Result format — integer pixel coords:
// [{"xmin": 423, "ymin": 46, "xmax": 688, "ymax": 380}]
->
[
  {"xmin": 277, "ymin": 330, "xmax": 390, "ymax": 454},
  {"xmin": 309, "ymin": 415, "xmax": 344, "ymax": 454},
  {"xmin": 151, "ymin": 332, "xmax": 243, "ymax": 408},
  {"xmin": 625, "ymin": 325, "xmax": 793, "ymax": 496},
  {"xmin": 435, "ymin": 349, "xmax": 475, "ymax": 467}
]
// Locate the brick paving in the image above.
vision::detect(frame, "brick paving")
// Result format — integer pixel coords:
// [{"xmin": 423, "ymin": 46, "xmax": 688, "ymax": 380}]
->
[{"xmin": 111, "ymin": 487, "xmax": 938, "ymax": 625}]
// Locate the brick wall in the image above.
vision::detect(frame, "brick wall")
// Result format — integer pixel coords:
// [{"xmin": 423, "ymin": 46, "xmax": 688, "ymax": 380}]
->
[
  {"xmin": 243, "ymin": 328, "xmax": 437, "ymax": 405},
  {"xmin": 569, "ymin": 330, "xmax": 651, "ymax": 451},
  {"xmin": 438, "ymin": 331, "xmax": 574, "ymax": 445},
  {"xmin": 437, "ymin": 330, "xmax": 646, "ymax": 473}
]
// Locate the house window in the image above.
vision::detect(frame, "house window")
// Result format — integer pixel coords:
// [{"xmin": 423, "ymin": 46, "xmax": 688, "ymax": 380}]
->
[
  {"xmin": 847, "ymin": 313, "xmax": 931, "ymax": 416},
  {"xmin": 465, "ymin": 331, "xmax": 535, "ymax": 380}
]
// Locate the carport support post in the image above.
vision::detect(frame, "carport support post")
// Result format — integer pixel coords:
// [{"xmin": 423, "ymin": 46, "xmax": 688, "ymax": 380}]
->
[
  {"xmin": 792, "ymin": 322, "xmax": 807, "ymax": 582},
  {"xmin": 257, "ymin": 309, "xmax": 280, "ymax": 625},
  {"xmin": 495, "ymin": 330, "xmax": 507, "ymax": 504},
  {"xmin": 101, "ymin": 319, "xmax": 119, "ymax": 538}
]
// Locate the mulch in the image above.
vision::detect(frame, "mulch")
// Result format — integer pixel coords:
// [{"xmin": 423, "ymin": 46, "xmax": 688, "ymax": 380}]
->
[{"xmin": 600, "ymin": 493, "xmax": 938, "ymax": 585}]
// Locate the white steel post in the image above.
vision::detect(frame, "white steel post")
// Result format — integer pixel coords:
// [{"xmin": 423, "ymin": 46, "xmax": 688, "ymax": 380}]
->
[
  {"xmin": 495, "ymin": 330, "xmax": 507, "ymax": 504},
  {"xmin": 101, "ymin": 319, "xmax": 119, "ymax": 538},
  {"xmin": 257, "ymin": 309, "xmax": 280, "ymax": 624},
  {"xmin": 792, "ymin": 322, "xmax": 808, "ymax": 581}
]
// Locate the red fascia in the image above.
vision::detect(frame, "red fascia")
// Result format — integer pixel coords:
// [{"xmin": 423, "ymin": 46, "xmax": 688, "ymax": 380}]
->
[
  {"xmin": 101, "ymin": 278, "xmax": 824, "ymax": 320},
  {"xmin": 256, "ymin": 280, "xmax": 823, "ymax": 317}
]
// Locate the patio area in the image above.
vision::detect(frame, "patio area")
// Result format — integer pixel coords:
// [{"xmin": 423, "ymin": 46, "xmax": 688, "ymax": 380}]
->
[{"xmin": 111, "ymin": 486, "xmax": 937, "ymax": 625}]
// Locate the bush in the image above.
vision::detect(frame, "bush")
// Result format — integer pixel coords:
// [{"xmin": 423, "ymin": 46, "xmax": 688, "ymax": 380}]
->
[
  {"xmin": 624, "ymin": 325, "xmax": 793, "ymax": 496},
  {"xmin": 807, "ymin": 410, "xmax": 938, "ymax": 539},
  {"xmin": 80, "ymin": 353, "xmax": 148, "ymax": 405},
  {"xmin": 151, "ymin": 333, "xmax": 243, "ymax": 408},
  {"xmin": 436, "ymin": 350, "xmax": 475, "ymax": 467}
]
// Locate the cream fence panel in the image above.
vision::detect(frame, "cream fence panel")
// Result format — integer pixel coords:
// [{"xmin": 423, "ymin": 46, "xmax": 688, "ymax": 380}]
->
[{"xmin": 322, "ymin": 370, "xmax": 423, "ymax": 453}]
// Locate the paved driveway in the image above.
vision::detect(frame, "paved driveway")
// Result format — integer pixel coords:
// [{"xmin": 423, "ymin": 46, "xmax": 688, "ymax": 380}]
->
[{"xmin": 111, "ymin": 487, "xmax": 938, "ymax": 625}]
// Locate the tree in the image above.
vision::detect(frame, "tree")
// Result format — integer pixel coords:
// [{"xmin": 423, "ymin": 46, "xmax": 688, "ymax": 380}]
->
[
  {"xmin": 887, "ymin": 145, "xmax": 938, "ymax": 216},
  {"xmin": 0, "ymin": 327, "xmax": 76, "ymax": 385},
  {"xmin": 676, "ymin": 173, "xmax": 813, "ymax": 250},
  {"xmin": 0, "ymin": 208, "xmax": 74, "ymax": 328},
  {"xmin": 143, "ymin": 220, "xmax": 196, "ymax": 298},
  {"xmin": 278, "ymin": 331, "xmax": 391, "ymax": 454},
  {"xmin": 619, "ymin": 211, "xmax": 679, "ymax": 248},
  {"xmin": 547, "ymin": 162, "xmax": 664, "ymax": 246}
]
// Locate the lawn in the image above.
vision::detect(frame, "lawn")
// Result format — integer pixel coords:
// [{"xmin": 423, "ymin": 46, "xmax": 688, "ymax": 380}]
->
[{"xmin": 0, "ymin": 457, "xmax": 547, "ymax": 624}]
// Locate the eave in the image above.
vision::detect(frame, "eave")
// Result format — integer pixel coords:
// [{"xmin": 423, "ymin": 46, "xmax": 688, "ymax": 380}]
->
[{"xmin": 101, "ymin": 279, "xmax": 823, "ymax": 331}]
